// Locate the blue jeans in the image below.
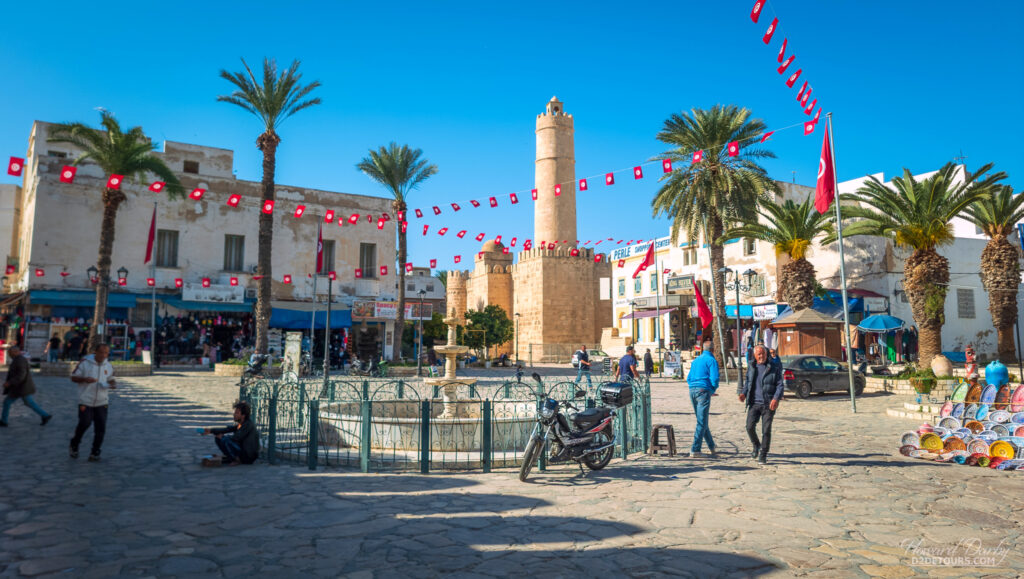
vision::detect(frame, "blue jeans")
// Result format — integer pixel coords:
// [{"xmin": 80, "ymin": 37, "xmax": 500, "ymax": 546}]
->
[
  {"xmin": 689, "ymin": 388, "xmax": 715, "ymax": 453},
  {"xmin": 48, "ymin": 350, "xmax": 59, "ymax": 362},
  {"xmin": 575, "ymin": 367, "xmax": 592, "ymax": 387},
  {"xmin": 216, "ymin": 436, "xmax": 241, "ymax": 461},
  {"xmin": 2, "ymin": 395, "xmax": 49, "ymax": 422}
]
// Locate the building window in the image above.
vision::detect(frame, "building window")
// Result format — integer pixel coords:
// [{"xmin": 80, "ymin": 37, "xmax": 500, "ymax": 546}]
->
[
  {"xmin": 957, "ymin": 288, "xmax": 975, "ymax": 319},
  {"xmin": 426, "ymin": 283, "xmax": 435, "ymax": 292},
  {"xmin": 406, "ymin": 283, "xmax": 415, "ymax": 291},
  {"xmin": 319, "ymin": 240, "xmax": 335, "ymax": 274},
  {"xmin": 748, "ymin": 274, "xmax": 767, "ymax": 297},
  {"xmin": 634, "ymin": 278, "xmax": 642, "ymax": 294},
  {"xmin": 743, "ymin": 238, "xmax": 757, "ymax": 256},
  {"xmin": 47, "ymin": 150, "xmax": 67, "ymax": 158},
  {"xmin": 222, "ymin": 234, "xmax": 245, "ymax": 271},
  {"xmin": 156, "ymin": 229, "xmax": 179, "ymax": 268},
  {"xmin": 617, "ymin": 279, "xmax": 625, "ymax": 297},
  {"xmin": 183, "ymin": 160, "xmax": 200, "ymax": 174},
  {"xmin": 650, "ymin": 272, "xmax": 658, "ymax": 294},
  {"xmin": 682, "ymin": 247, "xmax": 698, "ymax": 266},
  {"xmin": 359, "ymin": 243, "xmax": 376, "ymax": 279}
]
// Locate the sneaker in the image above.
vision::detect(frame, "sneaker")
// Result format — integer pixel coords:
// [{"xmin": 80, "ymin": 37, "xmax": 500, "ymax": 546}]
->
[
  {"xmin": 688, "ymin": 451, "xmax": 706, "ymax": 458},
  {"xmin": 0, "ymin": 420, "xmax": 7, "ymax": 427},
  {"xmin": 87, "ymin": 453, "xmax": 101, "ymax": 462},
  {"xmin": 758, "ymin": 455, "xmax": 767, "ymax": 465},
  {"xmin": 41, "ymin": 415, "xmax": 52, "ymax": 426},
  {"xmin": 751, "ymin": 445, "xmax": 761, "ymax": 459},
  {"xmin": 707, "ymin": 448, "xmax": 717, "ymax": 458},
  {"xmin": 69, "ymin": 444, "xmax": 79, "ymax": 459}
]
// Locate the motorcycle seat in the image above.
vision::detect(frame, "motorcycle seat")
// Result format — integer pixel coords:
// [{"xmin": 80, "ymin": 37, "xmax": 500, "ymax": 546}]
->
[{"xmin": 572, "ymin": 407, "xmax": 611, "ymax": 427}]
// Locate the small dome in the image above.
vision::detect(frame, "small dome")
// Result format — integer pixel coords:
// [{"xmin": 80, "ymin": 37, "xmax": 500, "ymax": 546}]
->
[{"xmin": 481, "ymin": 239, "xmax": 505, "ymax": 253}]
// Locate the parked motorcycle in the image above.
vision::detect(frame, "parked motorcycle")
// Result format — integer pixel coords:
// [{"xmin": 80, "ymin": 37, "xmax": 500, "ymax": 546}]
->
[{"xmin": 518, "ymin": 373, "xmax": 633, "ymax": 482}]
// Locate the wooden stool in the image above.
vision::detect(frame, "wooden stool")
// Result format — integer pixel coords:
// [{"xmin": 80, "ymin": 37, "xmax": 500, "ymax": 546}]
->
[{"xmin": 649, "ymin": 424, "xmax": 676, "ymax": 456}]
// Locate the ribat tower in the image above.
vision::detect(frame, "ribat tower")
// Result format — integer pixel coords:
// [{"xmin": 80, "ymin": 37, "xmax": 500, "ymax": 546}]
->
[{"xmin": 534, "ymin": 97, "xmax": 576, "ymax": 246}]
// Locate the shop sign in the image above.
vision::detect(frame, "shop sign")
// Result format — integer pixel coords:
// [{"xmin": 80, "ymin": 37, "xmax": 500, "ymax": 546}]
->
[
  {"xmin": 666, "ymin": 275, "xmax": 695, "ymax": 294},
  {"xmin": 610, "ymin": 237, "xmax": 672, "ymax": 261},
  {"xmin": 404, "ymin": 302, "xmax": 433, "ymax": 321},
  {"xmin": 752, "ymin": 304, "xmax": 781, "ymax": 321},
  {"xmin": 353, "ymin": 300, "xmax": 399, "ymax": 320},
  {"xmin": 863, "ymin": 297, "xmax": 888, "ymax": 313},
  {"xmin": 183, "ymin": 283, "xmax": 244, "ymax": 303}
]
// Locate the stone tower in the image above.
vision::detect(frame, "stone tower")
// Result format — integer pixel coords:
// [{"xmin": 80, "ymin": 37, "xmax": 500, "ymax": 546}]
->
[
  {"xmin": 446, "ymin": 270, "xmax": 468, "ymax": 322},
  {"xmin": 534, "ymin": 97, "xmax": 576, "ymax": 247}
]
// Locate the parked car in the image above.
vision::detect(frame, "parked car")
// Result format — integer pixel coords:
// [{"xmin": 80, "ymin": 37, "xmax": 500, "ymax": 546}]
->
[
  {"xmin": 779, "ymin": 355, "xmax": 865, "ymax": 398},
  {"xmin": 572, "ymin": 349, "xmax": 609, "ymax": 368}
]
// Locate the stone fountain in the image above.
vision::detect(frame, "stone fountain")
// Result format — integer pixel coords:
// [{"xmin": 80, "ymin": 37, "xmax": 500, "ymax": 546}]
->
[{"xmin": 423, "ymin": 309, "xmax": 476, "ymax": 417}]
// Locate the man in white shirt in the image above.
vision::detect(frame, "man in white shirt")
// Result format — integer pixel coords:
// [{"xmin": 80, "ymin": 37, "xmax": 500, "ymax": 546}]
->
[{"xmin": 69, "ymin": 344, "xmax": 116, "ymax": 461}]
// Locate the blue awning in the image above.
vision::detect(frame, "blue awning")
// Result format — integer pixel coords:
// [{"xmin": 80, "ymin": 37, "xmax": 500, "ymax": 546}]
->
[
  {"xmin": 30, "ymin": 290, "xmax": 137, "ymax": 308},
  {"xmin": 724, "ymin": 304, "xmax": 754, "ymax": 319},
  {"xmin": 160, "ymin": 297, "xmax": 253, "ymax": 313},
  {"xmin": 269, "ymin": 308, "xmax": 351, "ymax": 329}
]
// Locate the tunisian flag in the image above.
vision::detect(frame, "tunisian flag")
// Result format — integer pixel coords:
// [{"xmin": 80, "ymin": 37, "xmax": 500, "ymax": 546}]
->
[
  {"xmin": 694, "ymin": 280, "xmax": 713, "ymax": 330},
  {"xmin": 316, "ymin": 223, "xmax": 324, "ymax": 272},
  {"xmin": 632, "ymin": 242, "xmax": 655, "ymax": 279},
  {"xmin": 144, "ymin": 206, "xmax": 156, "ymax": 264},
  {"xmin": 815, "ymin": 121, "xmax": 835, "ymax": 214}
]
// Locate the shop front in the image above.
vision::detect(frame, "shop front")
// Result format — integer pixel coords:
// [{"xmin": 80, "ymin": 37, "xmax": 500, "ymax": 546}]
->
[
  {"xmin": 351, "ymin": 300, "xmax": 398, "ymax": 363},
  {"xmin": 23, "ymin": 290, "xmax": 138, "ymax": 362},
  {"xmin": 155, "ymin": 284, "xmax": 254, "ymax": 364},
  {"xmin": 269, "ymin": 300, "xmax": 353, "ymax": 364}
]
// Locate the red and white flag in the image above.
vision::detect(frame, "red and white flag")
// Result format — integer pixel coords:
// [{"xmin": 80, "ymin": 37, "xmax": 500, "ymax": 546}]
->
[
  {"xmin": 510, "ymin": 193, "xmax": 519, "ymax": 204},
  {"xmin": 405, "ymin": 263, "xmax": 413, "ymax": 273},
  {"xmin": 502, "ymin": 247, "xmax": 510, "ymax": 254},
  {"xmin": 727, "ymin": 141, "xmax": 739, "ymax": 157},
  {"xmin": 632, "ymin": 243, "xmax": 655, "ymax": 279},
  {"xmin": 355, "ymin": 269, "xmax": 363, "ymax": 278},
  {"xmin": 594, "ymin": 254, "xmax": 603, "ymax": 263},
  {"xmin": 400, "ymin": 221, "xmax": 408, "ymax": 233},
  {"xmin": 144, "ymin": 206, "xmax": 157, "ymax": 264},
  {"xmin": 147, "ymin": 278, "xmax": 156, "ymax": 286},
  {"xmin": 230, "ymin": 277, "xmax": 238, "ymax": 286},
  {"xmin": 810, "ymin": 108, "xmax": 821, "ymax": 124},
  {"xmin": 524, "ymin": 240, "xmax": 532, "ymax": 250},
  {"xmin": 579, "ymin": 179, "xmax": 588, "ymax": 191},
  {"xmin": 617, "ymin": 259, "xmax": 625, "ymax": 268},
  {"xmin": 433, "ymin": 206, "xmax": 441, "ymax": 215},
  {"xmin": 324, "ymin": 210, "xmax": 335, "ymax": 223},
  {"xmin": 202, "ymin": 277, "xmax": 211, "ymax": 287},
  {"xmin": 59, "ymin": 166, "xmax": 76, "ymax": 183},
  {"xmin": 815, "ymin": 120, "xmax": 835, "ymax": 214},
  {"xmin": 451, "ymin": 203, "xmax": 461, "ymax": 211},
  {"xmin": 262, "ymin": 200, "xmax": 274, "ymax": 214},
  {"xmin": 4, "ymin": 265, "xmax": 14, "ymax": 275},
  {"xmin": 495, "ymin": 235, "xmax": 502, "ymax": 243},
  {"xmin": 415, "ymin": 209, "xmax": 423, "ymax": 218},
  {"xmin": 457, "ymin": 230, "xmax": 467, "ymax": 238},
  {"xmin": 366, "ymin": 214, "xmax": 373, "ymax": 224},
  {"xmin": 189, "ymin": 188, "xmax": 205, "ymax": 200},
  {"xmin": 175, "ymin": 278, "xmax": 184, "ymax": 288},
  {"xmin": 760, "ymin": 131, "xmax": 775, "ymax": 143},
  {"xmin": 106, "ymin": 175, "xmax": 123, "ymax": 189},
  {"xmin": 423, "ymin": 224, "xmax": 429, "ymax": 235},
  {"xmin": 804, "ymin": 121, "xmax": 816, "ymax": 135},
  {"xmin": 633, "ymin": 166, "xmax": 643, "ymax": 179},
  {"xmin": 475, "ymin": 233, "xmax": 485, "ymax": 241},
  {"xmin": 295, "ymin": 205, "xmax": 306, "ymax": 218},
  {"xmin": 804, "ymin": 98, "xmax": 817, "ymax": 115},
  {"xmin": 554, "ymin": 184, "xmax": 561, "ymax": 196},
  {"xmin": 785, "ymin": 69, "xmax": 802, "ymax": 88},
  {"xmin": 380, "ymin": 266, "xmax": 388, "ymax": 276},
  {"xmin": 118, "ymin": 277, "xmax": 127, "ymax": 286},
  {"xmin": 438, "ymin": 227, "xmax": 448, "ymax": 236},
  {"xmin": 397, "ymin": 210, "xmax": 406, "ymax": 221},
  {"xmin": 347, "ymin": 214, "xmax": 359, "ymax": 224},
  {"xmin": 226, "ymin": 194, "xmax": 241, "ymax": 207},
  {"xmin": 328, "ymin": 271, "xmax": 336, "ymax": 281},
  {"xmin": 382, "ymin": 212, "xmax": 391, "ymax": 222},
  {"xmin": 7, "ymin": 157, "xmax": 24, "ymax": 176},
  {"xmin": 282, "ymin": 275, "xmax": 292, "ymax": 284},
  {"xmin": 662, "ymin": 159, "xmax": 672, "ymax": 173},
  {"xmin": 777, "ymin": 55, "xmax": 795, "ymax": 74},
  {"xmin": 531, "ymin": 189, "xmax": 538, "ymax": 200},
  {"xmin": 801, "ymin": 87, "xmax": 813, "ymax": 107},
  {"xmin": 692, "ymin": 150, "xmax": 703, "ymax": 163},
  {"xmin": 570, "ymin": 248, "xmax": 580, "ymax": 257},
  {"xmin": 750, "ymin": 0, "xmax": 764, "ymax": 22},
  {"xmin": 796, "ymin": 82, "xmax": 808, "ymax": 101},
  {"xmin": 694, "ymin": 281, "xmax": 713, "ymax": 329},
  {"xmin": 430, "ymin": 259, "xmax": 436, "ymax": 268},
  {"xmin": 377, "ymin": 218, "xmax": 385, "ymax": 230},
  {"xmin": 489, "ymin": 196, "xmax": 498, "ymax": 207},
  {"xmin": 470, "ymin": 200, "xmax": 480, "ymax": 208},
  {"xmin": 762, "ymin": 17, "xmax": 778, "ymax": 44},
  {"xmin": 35, "ymin": 268, "xmax": 44, "ymax": 277},
  {"xmin": 777, "ymin": 38, "xmax": 788, "ymax": 63},
  {"xmin": 454, "ymin": 256, "xmax": 461, "ymax": 264},
  {"xmin": 149, "ymin": 181, "xmax": 165, "ymax": 193},
  {"xmin": 316, "ymin": 223, "xmax": 324, "ymax": 273}
]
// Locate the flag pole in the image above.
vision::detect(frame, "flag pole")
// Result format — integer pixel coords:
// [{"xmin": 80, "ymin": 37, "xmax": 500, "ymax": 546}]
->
[
  {"xmin": 150, "ymin": 201, "xmax": 157, "ymax": 367},
  {"xmin": 827, "ymin": 112, "xmax": 857, "ymax": 413},
  {"xmin": 655, "ymin": 256, "xmax": 662, "ymax": 377},
  {"xmin": 703, "ymin": 217, "xmax": 730, "ymax": 384},
  {"xmin": 310, "ymin": 222, "xmax": 320, "ymax": 365}
]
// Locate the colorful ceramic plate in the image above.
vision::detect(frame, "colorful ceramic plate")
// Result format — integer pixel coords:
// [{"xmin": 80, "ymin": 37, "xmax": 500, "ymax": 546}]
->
[
  {"xmin": 920, "ymin": 433, "xmax": 944, "ymax": 451},
  {"xmin": 931, "ymin": 426, "xmax": 950, "ymax": 438},
  {"xmin": 909, "ymin": 449, "xmax": 928, "ymax": 458},
  {"xmin": 899, "ymin": 444, "xmax": 917, "ymax": 456},
  {"xmin": 950, "ymin": 380, "xmax": 968, "ymax": 402},
  {"xmin": 978, "ymin": 430, "xmax": 998, "ymax": 442},
  {"xmin": 995, "ymin": 385, "xmax": 1012, "ymax": 410},
  {"xmin": 966, "ymin": 385, "xmax": 983, "ymax": 403},
  {"xmin": 938, "ymin": 417, "xmax": 962, "ymax": 430},
  {"xmin": 900, "ymin": 432, "xmax": 919, "ymax": 446},
  {"xmin": 990, "ymin": 410, "xmax": 1011, "ymax": 423},
  {"xmin": 943, "ymin": 436, "xmax": 967, "ymax": 452},
  {"xmin": 1016, "ymin": 426, "xmax": 1024, "ymax": 437},
  {"xmin": 981, "ymin": 385, "xmax": 998, "ymax": 404},
  {"xmin": 977, "ymin": 404, "xmax": 991, "ymax": 421},
  {"xmin": 965, "ymin": 404, "xmax": 979, "ymax": 420},
  {"xmin": 965, "ymin": 420, "xmax": 985, "ymax": 433},
  {"xmin": 1010, "ymin": 385, "xmax": 1024, "ymax": 412},
  {"xmin": 956, "ymin": 427, "xmax": 973, "ymax": 438},
  {"xmin": 990, "ymin": 440, "xmax": 1015, "ymax": 459},
  {"xmin": 993, "ymin": 424, "xmax": 1010, "ymax": 437},
  {"xmin": 939, "ymin": 400, "xmax": 954, "ymax": 418},
  {"xmin": 952, "ymin": 403, "xmax": 966, "ymax": 419},
  {"xmin": 1011, "ymin": 412, "xmax": 1024, "ymax": 424}
]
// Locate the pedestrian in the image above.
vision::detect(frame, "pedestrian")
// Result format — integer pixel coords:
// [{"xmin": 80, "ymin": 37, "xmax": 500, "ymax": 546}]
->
[
  {"xmin": 44, "ymin": 333, "xmax": 61, "ymax": 363},
  {"xmin": 615, "ymin": 346, "xmax": 638, "ymax": 383},
  {"xmin": 69, "ymin": 344, "xmax": 117, "ymax": 461},
  {"xmin": 1, "ymin": 346, "xmax": 52, "ymax": 427},
  {"xmin": 738, "ymin": 345, "xmax": 784, "ymax": 464},
  {"xmin": 686, "ymin": 340, "xmax": 719, "ymax": 458},
  {"xmin": 573, "ymin": 344, "xmax": 592, "ymax": 387},
  {"xmin": 200, "ymin": 401, "xmax": 260, "ymax": 466},
  {"xmin": 643, "ymin": 348, "xmax": 654, "ymax": 378}
]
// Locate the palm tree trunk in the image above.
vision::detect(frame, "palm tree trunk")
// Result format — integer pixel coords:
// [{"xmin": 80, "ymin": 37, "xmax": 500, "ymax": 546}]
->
[
  {"xmin": 980, "ymin": 235, "xmax": 1020, "ymax": 362},
  {"xmin": 253, "ymin": 130, "xmax": 280, "ymax": 355},
  {"xmin": 904, "ymin": 248, "xmax": 949, "ymax": 367},
  {"xmin": 708, "ymin": 216, "xmax": 727, "ymax": 369},
  {"xmin": 782, "ymin": 258, "xmax": 817, "ymax": 311},
  {"xmin": 89, "ymin": 189, "xmax": 125, "ymax": 350},
  {"xmin": 393, "ymin": 200, "xmax": 407, "ymax": 362}
]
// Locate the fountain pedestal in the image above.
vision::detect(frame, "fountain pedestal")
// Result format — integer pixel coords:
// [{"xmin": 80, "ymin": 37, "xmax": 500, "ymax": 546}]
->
[{"xmin": 423, "ymin": 312, "xmax": 475, "ymax": 417}]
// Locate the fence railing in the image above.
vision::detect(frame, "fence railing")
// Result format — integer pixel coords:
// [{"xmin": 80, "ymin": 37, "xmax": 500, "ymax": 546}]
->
[{"xmin": 238, "ymin": 375, "xmax": 652, "ymax": 472}]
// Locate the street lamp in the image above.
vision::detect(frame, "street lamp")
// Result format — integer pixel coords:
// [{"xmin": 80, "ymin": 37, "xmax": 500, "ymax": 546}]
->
[
  {"xmin": 87, "ymin": 265, "xmax": 129, "ymax": 288},
  {"xmin": 720, "ymin": 267, "xmax": 757, "ymax": 393},
  {"xmin": 416, "ymin": 289, "xmax": 426, "ymax": 377},
  {"xmin": 629, "ymin": 299, "xmax": 637, "ymax": 346},
  {"xmin": 514, "ymin": 312, "xmax": 521, "ymax": 366}
]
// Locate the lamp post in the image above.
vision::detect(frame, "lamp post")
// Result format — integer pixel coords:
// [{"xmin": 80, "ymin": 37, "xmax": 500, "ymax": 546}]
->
[
  {"xmin": 514, "ymin": 312, "xmax": 521, "ymax": 366},
  {"xmin": 720, "ymin": 267, "xmax": 756, "ymax": 393},
  {"xmin": 629, "ymin": 299, "xmax": 637, "ymax": 346},
  {"xmin": 416, "ymin": 289, "xmax": 426, "ymax": 377}
]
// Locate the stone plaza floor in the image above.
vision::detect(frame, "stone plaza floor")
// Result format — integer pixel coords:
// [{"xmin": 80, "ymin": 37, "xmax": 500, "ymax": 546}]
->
[{"xmin": 1, "ymin": 368, "xmax": 1022, "ymax": 577}]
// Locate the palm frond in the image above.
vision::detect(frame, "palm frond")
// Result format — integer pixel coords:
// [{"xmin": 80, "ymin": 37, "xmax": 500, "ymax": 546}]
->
[{"xmin": 217, "ymin": 58, "xmax": 322, "ymax": 131}]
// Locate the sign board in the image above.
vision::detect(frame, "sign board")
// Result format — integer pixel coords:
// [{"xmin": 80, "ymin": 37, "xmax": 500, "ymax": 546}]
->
[
  {"xmin": 632, "ymin": 295, "xmax": 684, "ymax": 309},
  {"xmin": 353, "ymin": 300, "xmax": 399, "ymax": 320},
  {"xmin": 863, "ymin": 297, "xmax": 888, "ymax": 313},
  {"xmin": 182, "ymin": 283, "xmax": 244, "ymax": 303},
  {"xmin": 404, "ymin": 302, "xmax": 433, "ymax": 321},
  {"xmin": 666, "ymin": 275, "xmax": 695, "ymax": 294},
  {"xmin": 752, "ymin": 304, "xmax": 781, "ymax": 321},
  {"xmin": 663, "ymin": 350, "xmax": 682, "ymax": 377},
  {"xmin": 610, "ymin": 237, "xmax": 672, "ymax": 261},
  {"xmin": 283, "ymin": 332, "xmax": 302, "ymax": 376}
]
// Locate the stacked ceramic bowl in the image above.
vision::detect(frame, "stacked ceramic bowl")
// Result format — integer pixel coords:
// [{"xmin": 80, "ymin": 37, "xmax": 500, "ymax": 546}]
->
[{"xmin": 898, "ymin": 408, "xmax": 1024, "ymax": 470}]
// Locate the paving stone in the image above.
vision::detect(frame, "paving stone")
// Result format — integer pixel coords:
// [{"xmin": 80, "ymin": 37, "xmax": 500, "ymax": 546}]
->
[{"xmin": 860, "ymin": 564, "xmax": 918, "ymax": 578}]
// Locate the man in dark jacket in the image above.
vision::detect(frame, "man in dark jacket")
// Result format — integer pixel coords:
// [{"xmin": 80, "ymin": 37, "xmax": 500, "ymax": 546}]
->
[
  {"xmin": 202, "ymin": 401, "xmax": 259, "ymax": 465},
  {"xmin": 737, "ymin": 345, "xmax": 783, "ymax": 464},
  {"xmin": 1, "ymin": 346, "xmax": 51, "ymax": 427},
  {"xmin": 643, "ymin": 349, "xmax": 655, "ymax": 378}
]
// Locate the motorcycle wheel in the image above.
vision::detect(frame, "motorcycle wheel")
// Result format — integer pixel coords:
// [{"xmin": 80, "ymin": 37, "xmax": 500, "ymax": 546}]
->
[
  {"xmin": 583, "ymin": 429, "xmax": 613, "ymax": 471},
  {"xmin": 518, "ymin": 435, "xmax": 543, "ymax": 482}
]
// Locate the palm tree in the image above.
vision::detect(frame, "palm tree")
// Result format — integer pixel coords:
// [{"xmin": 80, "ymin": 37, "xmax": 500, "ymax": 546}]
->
[
  {"xmin": 357, "ymin": 143, "xmax": 438, "ymax": 362},
  {"xmin": 434, "ymin": 269, "xmax": 448, "ymax": 290},
  {"xmin": 964, "ymin": 184, "xmax": 1021, "ymax": 361},
  {"xmin": 722, "ymin": 195, "xmax": 832, "ymax": 311},
  {"xmin": 837, "ymin": 163, "xmax": 1005, "ymax": 366},
  {"xmin": 218, "ymin": 58, "xmax": 321, "ymax": 354},
  {"xmin": 652, "ymin": 105, "xmax": 778, "ymax": 365},
  {"xmin": 48, "ymin": 111, "xmax": 184, "ymax": 348}
]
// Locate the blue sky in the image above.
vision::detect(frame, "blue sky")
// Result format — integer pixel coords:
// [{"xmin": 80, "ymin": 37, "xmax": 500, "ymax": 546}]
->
[{"xmin": 1, "ymin": 1, "xmax": 1021, "ymax": 266}]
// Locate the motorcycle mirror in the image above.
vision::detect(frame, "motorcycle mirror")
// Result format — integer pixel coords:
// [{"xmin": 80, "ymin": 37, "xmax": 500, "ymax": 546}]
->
[
  {"xmin": 531, "ymin": 372, "xmax": 542, "ymax": 383},
  {"xmin": 574, "ymin": 390, "xmax": 587, "ymax": 399}
]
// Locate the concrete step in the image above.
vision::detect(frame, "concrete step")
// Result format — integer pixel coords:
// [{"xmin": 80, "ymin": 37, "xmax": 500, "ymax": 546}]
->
[{"xmin": 886, "ymin": 407, "xmax": 939, "ymax": 421}]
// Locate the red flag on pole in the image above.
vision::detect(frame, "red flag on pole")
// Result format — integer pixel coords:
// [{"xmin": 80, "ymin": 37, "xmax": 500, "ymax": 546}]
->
[
  {"xmin": 632, "ymin": 242, "xmax": 655, "ymax": 279},
  {"xmin": 316, "ymin": 223, "xmax": 324, "ymax": 272},
  {"xmin": 144, "ymin": 206, "xmax": 156, "ymax": 264},
  {"xmin": 694, "ymin": 281, "xmax": 713, "ymax": 329},
  {"xmin": 815, "ymin": 120, "xmax": 835, "ymax": 214}
]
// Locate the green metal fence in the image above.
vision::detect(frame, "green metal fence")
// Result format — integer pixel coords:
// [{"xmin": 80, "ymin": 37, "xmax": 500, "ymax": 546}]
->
[{"xmin": 238, "ymin": 375, "xmax": 652, "ymax": 472}]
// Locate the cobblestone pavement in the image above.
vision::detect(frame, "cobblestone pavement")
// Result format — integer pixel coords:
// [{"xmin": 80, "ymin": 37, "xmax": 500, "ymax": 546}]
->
[{"xmin": 2, "ymin": 369, "xmax": 1022, "ymax": 577}]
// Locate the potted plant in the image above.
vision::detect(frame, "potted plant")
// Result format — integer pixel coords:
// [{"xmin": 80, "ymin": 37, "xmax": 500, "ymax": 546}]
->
[{"xmin": 899, "ymin": 364, "xmax": 936, "ymax": 403}]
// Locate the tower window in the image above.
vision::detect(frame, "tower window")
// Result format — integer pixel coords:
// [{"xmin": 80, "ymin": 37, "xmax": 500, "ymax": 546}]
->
[{"xmin": 183, "ymin": 160, "xmax": 200, "ymax": 174}]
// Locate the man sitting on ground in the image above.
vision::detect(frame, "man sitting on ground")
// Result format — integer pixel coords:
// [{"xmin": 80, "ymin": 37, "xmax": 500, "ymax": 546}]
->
[{"xmin": 200, "ymin": 401, "xmax": 259, "ymax": 466}]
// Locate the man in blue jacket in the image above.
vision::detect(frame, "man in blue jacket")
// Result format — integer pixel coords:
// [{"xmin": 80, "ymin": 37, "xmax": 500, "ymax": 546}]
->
[
  {"xmin": 738, "ymin": 344, "xmax": 784, "ymax": 464},
  {"xmin": 686, "ymin": 340, "xmax": 719, "ymax": 457}
]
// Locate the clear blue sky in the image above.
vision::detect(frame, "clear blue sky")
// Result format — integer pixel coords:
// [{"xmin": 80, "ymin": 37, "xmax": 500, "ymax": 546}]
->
[{"xmin": 1, "ymin": 1, "xmax": 1021, "ymax": 266}]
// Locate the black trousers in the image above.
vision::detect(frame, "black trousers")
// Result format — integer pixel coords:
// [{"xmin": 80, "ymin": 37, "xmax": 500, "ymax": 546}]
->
[
  {"xmin": 71, "ymin": 405, "xmax": 108, "ymax": 454},
  {"xmin": 745, "ymin": 403, "xmax": 776, "ymax": 456}
]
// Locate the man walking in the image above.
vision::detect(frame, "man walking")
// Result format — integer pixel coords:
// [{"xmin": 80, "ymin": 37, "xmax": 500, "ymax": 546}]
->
[
  {"xmin": 686, "ymin": 340, "xmax": 719, "ymax": 457},
  {"xmin": 615, "ymin": 346, "xmax": 638, "ymax": 383},
  {"xmin": 70, "ymin": 344, "xmax": 116, "ymax": 461},
  {"xmin": 573, "ymin": 345, "xmax": 592, "ymax": 388},
  {"xmin": 739, "ymin": 345, "xmax": 784, "ymax": 464},
  {"xmin": 1, "ymin": 346, "xmax": 52, "ymax": 427},
  {"xmin": 643, "ymin": 348, "xmax": 654, "ymax": 378}
]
